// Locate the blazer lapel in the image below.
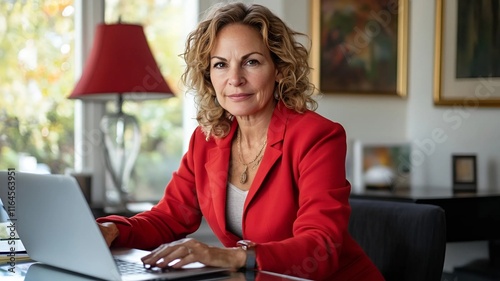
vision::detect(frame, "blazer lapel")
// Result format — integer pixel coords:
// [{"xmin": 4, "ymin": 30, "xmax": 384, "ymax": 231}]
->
[
  {"xmin": 205, "ymin": 121, "xmax": 237, "ymax": 238},
  {"xmin": 245, "ymin": 103, "xmax": 289, "ymax": 209}
]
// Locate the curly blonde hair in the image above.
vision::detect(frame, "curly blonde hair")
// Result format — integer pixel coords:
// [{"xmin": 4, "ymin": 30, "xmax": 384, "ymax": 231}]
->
[{"xmin": 181, "ymin": 2, "xmax": 318, "ymax": 139}]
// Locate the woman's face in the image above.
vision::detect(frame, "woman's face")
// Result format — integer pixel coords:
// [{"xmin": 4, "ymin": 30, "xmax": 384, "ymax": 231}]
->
[{"xmin": 209, "ymin": 23, "xmax": 280, "ymax": 119}]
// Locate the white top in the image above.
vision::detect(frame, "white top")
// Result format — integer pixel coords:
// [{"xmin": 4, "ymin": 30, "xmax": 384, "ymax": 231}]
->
[{"xmin": 226, "ymin": 182, "xmax": 248, "ymax": 238}]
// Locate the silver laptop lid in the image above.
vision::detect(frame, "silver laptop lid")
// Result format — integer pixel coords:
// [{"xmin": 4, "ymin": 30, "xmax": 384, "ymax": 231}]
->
[{"xmin": 0, "ymin": 171, "xmax": 122, "ymax": 280}]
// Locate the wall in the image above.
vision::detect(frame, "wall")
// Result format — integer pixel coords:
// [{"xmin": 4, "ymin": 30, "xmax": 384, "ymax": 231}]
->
[
  {"xmin": 406, "ymin": 0, "xmax": 498, "ymax": 271},
  {"xmin": 407, "ymin": 0, "xmax": 500, "ymax": 190}
]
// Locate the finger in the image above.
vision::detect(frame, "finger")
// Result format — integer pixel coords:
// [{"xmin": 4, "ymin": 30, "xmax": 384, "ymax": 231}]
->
[
  {"xmin": 141, "ymin": 246, "xmax": 160, "ymax": 261},
  {"xmin": 154, "ymin": 246, "xmax": 192, "ymax": 268},
  {"xmin": 141, "ymin": 244, "xmax": 172, "ymax": 265},
  {"xmin": 142, "ymin": 238, "xmax": 195, "ymax": 262},
  {"xmin": 142, "ymin": 244, "xmax": 185, "ymax": 268},
  {"xmin": 141, "ymin": 239, "xmax": 199, "ymax": 268}
]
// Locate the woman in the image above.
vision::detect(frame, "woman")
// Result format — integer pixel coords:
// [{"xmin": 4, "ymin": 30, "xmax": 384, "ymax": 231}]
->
[{"xmin": 98, "ymin": 3, "xmax": 384, "ymax": 280}]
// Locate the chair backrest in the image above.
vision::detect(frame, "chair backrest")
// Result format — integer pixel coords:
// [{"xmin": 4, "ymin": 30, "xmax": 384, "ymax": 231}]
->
[{"xmin": 348, "ymin": 198, "xmax": 446, "ymax": 281}]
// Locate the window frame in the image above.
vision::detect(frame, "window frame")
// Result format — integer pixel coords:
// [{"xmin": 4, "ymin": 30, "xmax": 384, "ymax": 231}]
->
[{"xmin": 74, "ymin": 0, "xmax": 107, "ymax": 207}]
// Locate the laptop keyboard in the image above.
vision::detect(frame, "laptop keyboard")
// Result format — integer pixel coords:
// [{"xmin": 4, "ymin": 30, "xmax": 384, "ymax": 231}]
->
[
  {"xmin": 114, "ymin": 257, "xmax": 178, "ymax": 276},
  {"xmin": 114, "ymin": 258, "xmax": 149, "ymax": 275}
]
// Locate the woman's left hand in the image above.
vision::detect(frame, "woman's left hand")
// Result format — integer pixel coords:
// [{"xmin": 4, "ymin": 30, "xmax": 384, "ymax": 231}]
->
[{"xmin": 141, "ymin": 238, "xmax": 246, "ymax": 271}]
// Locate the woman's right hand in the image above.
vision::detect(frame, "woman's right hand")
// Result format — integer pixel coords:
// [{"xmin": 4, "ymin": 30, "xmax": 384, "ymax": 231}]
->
[{"xmin": 97, "ymin": 222, "xmax": 119, "ymax": 247}]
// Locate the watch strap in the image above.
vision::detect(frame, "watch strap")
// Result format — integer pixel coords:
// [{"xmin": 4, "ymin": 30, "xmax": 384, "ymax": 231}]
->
[{"xmin": 237, "ymin": 239, "xmax": 257, "ymax": 270}]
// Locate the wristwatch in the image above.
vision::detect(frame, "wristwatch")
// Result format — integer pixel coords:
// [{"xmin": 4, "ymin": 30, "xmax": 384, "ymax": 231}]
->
[{"xmin": 237, "ymin": 239, "xmax": 257, "ymax": 270}]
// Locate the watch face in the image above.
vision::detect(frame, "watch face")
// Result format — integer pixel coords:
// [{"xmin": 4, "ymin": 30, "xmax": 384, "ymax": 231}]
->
[
  {"xmin": 237, "ymin": 239, "xmax": 256, "ymax": 250},
  {"xmin": 236, "ymin": 240, "xmax": 255, "ymax": 248}
]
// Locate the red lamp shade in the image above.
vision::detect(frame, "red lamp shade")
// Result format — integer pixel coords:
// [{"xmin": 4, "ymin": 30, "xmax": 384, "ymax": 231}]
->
[{"xmin": 69, "ymin": 23, "xmax": 174, "ymax": 100}]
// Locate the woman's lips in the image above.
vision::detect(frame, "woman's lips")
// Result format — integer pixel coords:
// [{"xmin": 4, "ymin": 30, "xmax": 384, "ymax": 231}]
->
[{"xmin": 227, "ymin": 93, "xmax": 252, "ymax": 101}]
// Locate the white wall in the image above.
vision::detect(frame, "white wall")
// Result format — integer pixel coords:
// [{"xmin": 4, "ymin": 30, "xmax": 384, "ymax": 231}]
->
[
  {"xmin": 406, "ymin": 0, "xmax": 498, "ymax": 271},
  {"xmin": 407, "ymin": 0, "xmax": 500, "ymax": 191}
]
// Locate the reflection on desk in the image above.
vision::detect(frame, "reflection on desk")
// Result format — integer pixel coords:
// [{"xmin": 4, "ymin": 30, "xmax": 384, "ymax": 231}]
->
[
  {"xmin": 351, "ymin": 188, "xmax": 500, "ymax": 242},
  {"xmin": 3, "ymin": 262, "xmax": 312, "ymax": 281}
]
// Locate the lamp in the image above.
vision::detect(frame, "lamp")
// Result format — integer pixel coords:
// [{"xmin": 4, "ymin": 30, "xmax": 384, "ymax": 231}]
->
[{"xmin": 69, "ymin": 23, "xmax": 174, "ymax": 211}]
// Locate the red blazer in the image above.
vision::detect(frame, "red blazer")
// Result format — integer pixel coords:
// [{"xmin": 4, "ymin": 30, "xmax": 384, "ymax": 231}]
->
[{"xmin": 98, "ymin": 102, "xmax": 383, "ymax": 280}]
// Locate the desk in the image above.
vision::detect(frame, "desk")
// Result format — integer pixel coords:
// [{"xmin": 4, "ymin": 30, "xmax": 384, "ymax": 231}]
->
[
  {"xmin": 1, "ymin": 261, "xmax": 309, "ymax": 281},
  {"xmin": 350, "ymin": 188, "xmax": 500, "ymax": 242}
]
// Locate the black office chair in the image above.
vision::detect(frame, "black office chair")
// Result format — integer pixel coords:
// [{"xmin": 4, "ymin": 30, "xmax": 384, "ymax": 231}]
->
[{"xmin": 348, "ymin": 198, "xmax": 447, "ymax": 281}]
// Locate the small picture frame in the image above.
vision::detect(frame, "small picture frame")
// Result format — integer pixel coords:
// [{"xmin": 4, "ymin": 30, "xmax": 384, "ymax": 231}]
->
[
  {"xmin": 350, "ymin": 140, "xmax": 411, "ymax": 193},
  {"xmin": 452, "ymin": 155, "xmax": 477, "ymax": 193}
]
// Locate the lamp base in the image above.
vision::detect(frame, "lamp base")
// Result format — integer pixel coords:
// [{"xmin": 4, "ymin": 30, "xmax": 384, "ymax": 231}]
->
[
  {"xmin": 103, "ymin": 187, "xmax": 129, "ymax": 213},
  {"xmin": 100, "ymin": 109, "xmax": 141, "ymax": 211}
]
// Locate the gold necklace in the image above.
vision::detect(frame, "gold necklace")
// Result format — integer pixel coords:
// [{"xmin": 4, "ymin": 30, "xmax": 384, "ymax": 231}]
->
[{"xmin": 237, "ymin": 129, "xmax": 267, "ymax": 184}]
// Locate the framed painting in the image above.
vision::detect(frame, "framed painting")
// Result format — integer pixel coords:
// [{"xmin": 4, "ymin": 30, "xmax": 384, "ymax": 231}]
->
[
  {"xmin": 452, "ymin": 154, "xmax": 477, "ymax": 193},
  {"xmin": 310, "ymin": 0, "xmax": 408, "ymax": 96},
  {"xmin": 434, "ymin": 0, "xmax": 500, "ymax": 106},
  {"xmin": 351, "ymin": 140, "xmax": 411, "ymax": 193}
]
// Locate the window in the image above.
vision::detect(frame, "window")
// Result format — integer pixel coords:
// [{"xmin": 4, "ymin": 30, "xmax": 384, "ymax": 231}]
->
[
  {"xmin": 0, "ymin": 0, "xmax": 75, "ymax": 175},
  {"xmin": 0, "ymin": 0, "xmax": 198, "ymax": 203}
]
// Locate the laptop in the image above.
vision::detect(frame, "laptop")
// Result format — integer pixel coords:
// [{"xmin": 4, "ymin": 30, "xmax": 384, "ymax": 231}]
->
[{"xmin": 0, "ymin": 171, "xmax": 230, "ymax": 280}]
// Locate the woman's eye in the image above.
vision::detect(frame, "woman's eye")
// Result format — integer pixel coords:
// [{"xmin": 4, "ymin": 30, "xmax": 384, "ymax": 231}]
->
[
  {"xmin": 246, "ymin": 59, "xmax": 259, "ymax": 66},
  {"xmin": 213, "ymin": 62, "xmax": 226, "ymax": 69}
]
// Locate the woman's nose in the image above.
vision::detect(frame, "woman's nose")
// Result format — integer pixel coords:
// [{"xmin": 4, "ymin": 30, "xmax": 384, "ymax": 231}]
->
[{"xmin": 228, "ymin": 67, "xmax": 245, "ymax": 86}]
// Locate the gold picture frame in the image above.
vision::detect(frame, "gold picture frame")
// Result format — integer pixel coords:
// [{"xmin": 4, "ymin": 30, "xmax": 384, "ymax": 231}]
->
[
  {"xmin": 310, "ymin": 0, "xmax": 408, "ymax": 96},
  {"xmin": 434, "ymin": 0, "xmax": 500, "ymax": 106}
]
